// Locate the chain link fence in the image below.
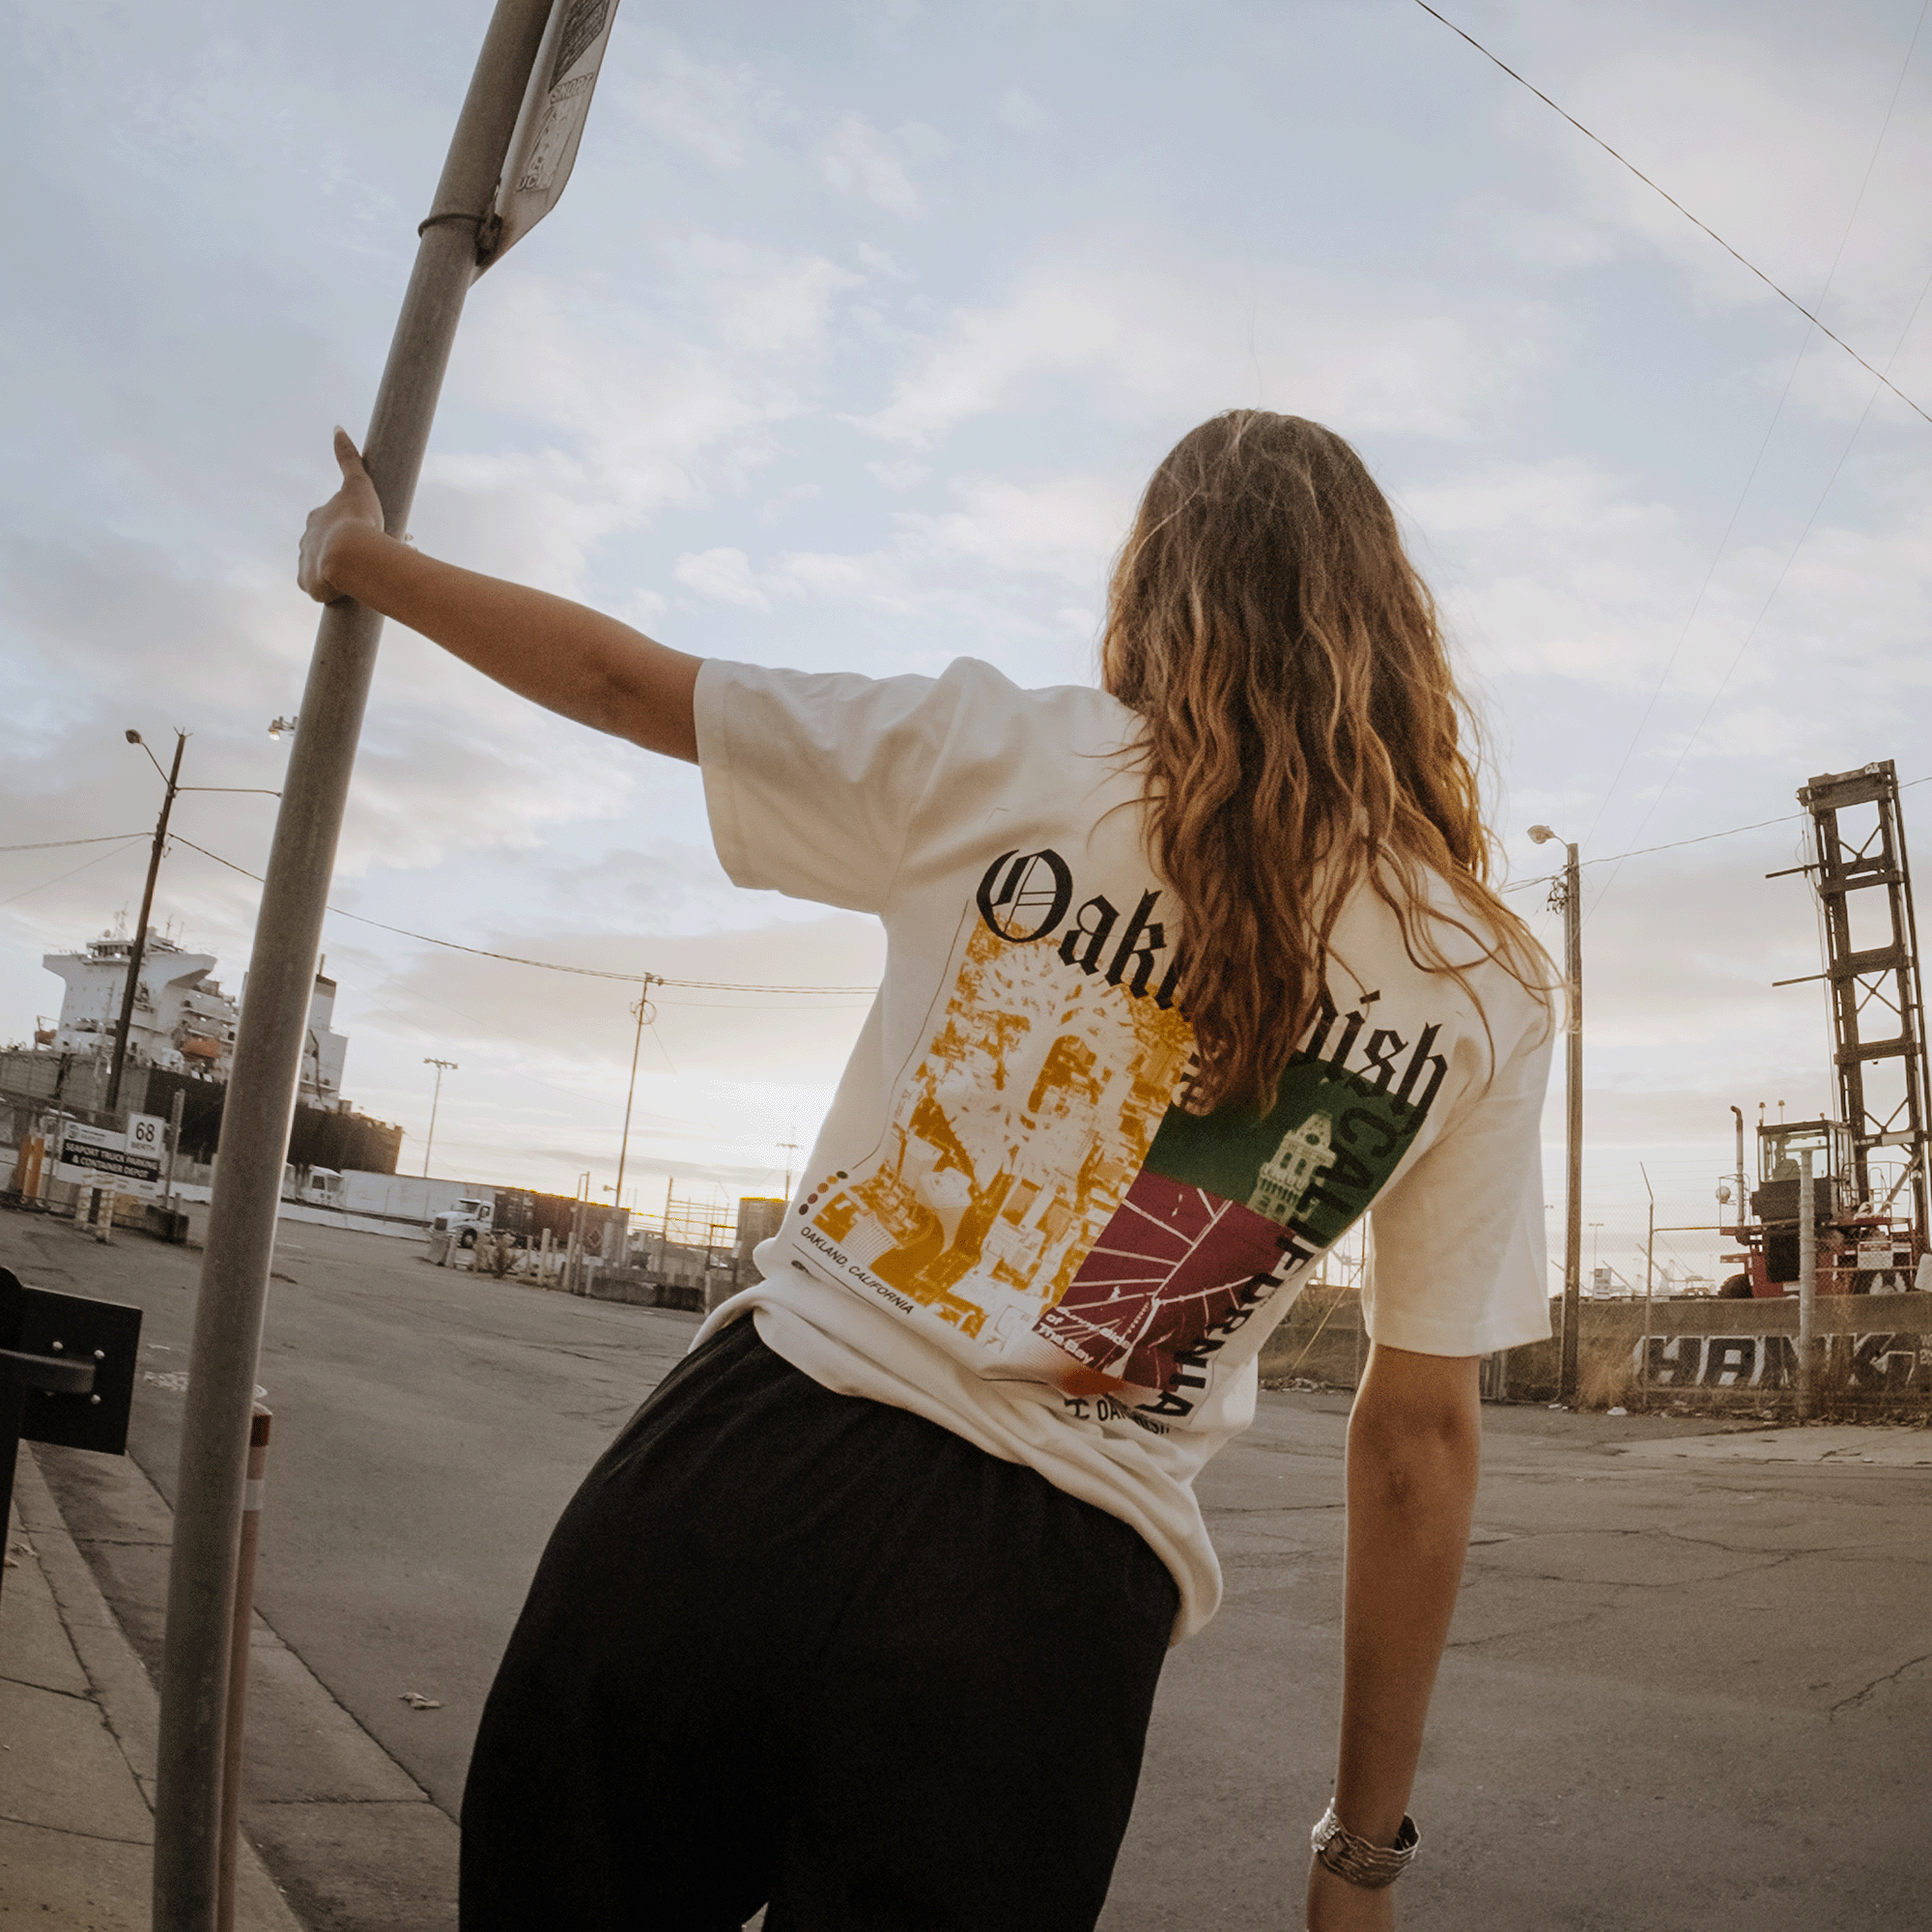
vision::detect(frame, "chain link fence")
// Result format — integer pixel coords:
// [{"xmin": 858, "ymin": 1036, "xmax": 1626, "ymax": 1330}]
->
[{"xmin": 1568, "ymin": 1222, "xmax": 1738, "ymax": 1301}]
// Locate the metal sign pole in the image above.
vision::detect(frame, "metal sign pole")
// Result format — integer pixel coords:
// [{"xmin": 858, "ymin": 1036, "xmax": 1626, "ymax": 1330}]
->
[
  {"xmin": 1559, "ymin": 840, "xmax": 1583, "ymax": 1403},
  {"xmin": 151, "ymin": 6, "xmax": 556, "ymax": 1924}
]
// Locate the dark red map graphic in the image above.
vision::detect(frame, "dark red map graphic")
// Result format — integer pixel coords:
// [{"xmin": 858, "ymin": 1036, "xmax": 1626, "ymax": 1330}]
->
[{"xmin": 1034, "ymin": 1171, "xmax": 1284, "ymax": 1389}]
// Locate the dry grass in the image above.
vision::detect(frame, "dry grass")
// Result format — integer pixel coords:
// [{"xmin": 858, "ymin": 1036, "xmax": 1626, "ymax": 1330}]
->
[{"xmin": 1577, "ymin": 1350, "xmax": 1636, "ymax": 1411}]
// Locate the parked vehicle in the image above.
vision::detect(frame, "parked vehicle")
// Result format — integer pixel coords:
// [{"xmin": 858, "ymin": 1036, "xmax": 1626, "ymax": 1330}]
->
[
  {"xmin": 1731, "ymin": 1118, "xmax": 1924, "ymax": 1296},
  {"xmin": 431, "ymin": 1187, "xmax": 582, "ymax": 1250},
  {"xmin": 431, "ymin": 1197, "xmax": 496, "ymax": 1248}
]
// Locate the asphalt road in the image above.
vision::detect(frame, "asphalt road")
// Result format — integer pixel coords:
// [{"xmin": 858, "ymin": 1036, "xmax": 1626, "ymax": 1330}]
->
[{"xmin": 7, "ymin": 1208, "xmax": 1931, "ymax": 1930}]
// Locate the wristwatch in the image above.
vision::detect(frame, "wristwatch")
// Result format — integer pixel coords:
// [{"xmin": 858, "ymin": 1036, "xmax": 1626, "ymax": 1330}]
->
[{"xmin": 1310, "ymin": 1803, "xmax": 1420, "ymax": 1888}]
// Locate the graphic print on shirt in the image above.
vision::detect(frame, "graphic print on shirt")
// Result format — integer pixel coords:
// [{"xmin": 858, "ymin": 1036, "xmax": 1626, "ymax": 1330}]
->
[
  {"xmin": 805, "ymin": 907, "xmax": 1195, "ymax": 1345},
  {"xmin": 1035, "ymin": 1011, "xmax": 1446, "ymax": 1395},
  {"xmin": 801, "ymin": 846, "xmax": 1452, "ymax": 1418}
]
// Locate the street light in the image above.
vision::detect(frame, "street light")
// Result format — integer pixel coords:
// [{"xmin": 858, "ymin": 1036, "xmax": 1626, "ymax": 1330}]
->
[
  {"xmin": 422, "ymin": 1058, "xmax": 457, "ymax": 1179},
  {"xmin": 109, "ymin": 730, "xmax": 287, "ymax": 1114},
  {"xmin": 611, "ymin": 978, "xmax": 659, "ymax": 1212},
  {"xmin": 1529, "ymin": 823, "xmax": 1583, "ymax": 1403},
  {"xmin": 109, "ymin": 730, "xmax": 188, "ymax": 1112}
]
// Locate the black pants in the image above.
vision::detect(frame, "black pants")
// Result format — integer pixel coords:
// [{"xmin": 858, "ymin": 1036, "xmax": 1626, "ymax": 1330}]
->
[{"xmin": 460, "ymin": 1318, "xmax": 1178, "ymax": 1932}]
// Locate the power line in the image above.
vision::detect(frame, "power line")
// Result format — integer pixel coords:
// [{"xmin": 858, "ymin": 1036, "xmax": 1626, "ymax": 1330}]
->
[
  {"xmin": 1585, "ymin": 253, "xmax": 1932, "ymax": 918},
  {"xmin": 1412, "ymin": 0, "xmax": 1932, "ymax": 429},
  {"xmin": 1577, "ymin": 0, "xmax": 1932, "ymax": 856},
  {"xmin": 0, "ymin": 834, "xmax": 149, "ymax": 853},
  {"xmin": 1503, "ymin": 773, "xmax": 1932, "ymax": 895},
  {"xmin": 1503, "ymin": 811, "xmax": 1790, "ymax": 893},
  {"xmin": 168, "ymin": 837, "xmax": 878, "ymax": 996},
  {"xmin": 0, "ymin": 838, "xmax": 149, "ymax": 909}
]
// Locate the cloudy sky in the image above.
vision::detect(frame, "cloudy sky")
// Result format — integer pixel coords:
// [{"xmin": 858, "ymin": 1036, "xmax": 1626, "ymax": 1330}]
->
[{"xmin": 7, "ymin": 0, "xmax": 1932, "ymax": 1276}]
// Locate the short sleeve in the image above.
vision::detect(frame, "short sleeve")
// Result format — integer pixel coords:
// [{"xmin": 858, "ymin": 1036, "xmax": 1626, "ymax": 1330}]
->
[
  {"xmin": 1362, "ymin": 1009, "xmax": 1554, "ymax": 1356},
  {"xmin": 695, "ymin": 659, "xmax": 971, "ymax": 915}
]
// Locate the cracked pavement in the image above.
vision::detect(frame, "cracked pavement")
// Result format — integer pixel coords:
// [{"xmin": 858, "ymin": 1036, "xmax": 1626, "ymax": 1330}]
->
[
  {"xmin": 5, "ymin": 1209, "xmax": 1929, "ymax": 1930},
  {"xmin": 1108, "ymin": 1386, "xmax": 1932, "ymax": 1929}
]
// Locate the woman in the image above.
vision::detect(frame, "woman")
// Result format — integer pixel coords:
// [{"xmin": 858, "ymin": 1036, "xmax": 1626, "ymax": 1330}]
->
[{"xmin": 300, "ymin": 410, "xmax": 1553, "ymax": 1930}]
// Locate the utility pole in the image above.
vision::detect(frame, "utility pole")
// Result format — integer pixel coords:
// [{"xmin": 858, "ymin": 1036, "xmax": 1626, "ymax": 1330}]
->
[
  {"xmin": 1798, "ymin": 1148, "xmax": 1817, "ymax": 1420},
  {"xmin": 1729, "ymin": 1105, "xmax": 1747, "ymax": 1244},
  {"xmin": 1640, "ymin": 1162, "xmax": 1656, "ymax": 1411},
  {"xmin": 612, "ymin": 977, "xmax": 659, "ymax": 1209},
  {"xmin": 151, "ymin": 8, "xmax": 582, "ymax": 1924},
  {"xmin": 107, "ymin": 730, "xmax": 185, "ymax": 1113},
  {"xmin": 107, "ymin": 728, "xmax": 285, "ymax": 1118},
  {"xmin": 1529, "ymin": 826, "xmax": 1583, "ymax": 1404},
  {"xmin": 422, "ymin": 1059, "xmax": 458, "ymax": 1179}
]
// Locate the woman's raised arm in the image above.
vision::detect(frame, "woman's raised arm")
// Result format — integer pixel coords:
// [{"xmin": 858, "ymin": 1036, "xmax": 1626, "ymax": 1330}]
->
[{"xmin": 298, "ymin": 429, "xmax": 700, "ymax": 763}]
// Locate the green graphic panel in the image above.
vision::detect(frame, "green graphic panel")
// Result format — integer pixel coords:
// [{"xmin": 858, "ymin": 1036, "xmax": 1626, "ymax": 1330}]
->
[{"xmin": 1142, "ymin": 1059, "xmax": 1425, "ymax": 1249}]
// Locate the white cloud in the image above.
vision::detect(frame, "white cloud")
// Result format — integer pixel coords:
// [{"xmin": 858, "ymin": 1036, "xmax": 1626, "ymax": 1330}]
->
[
  {"xmin": 855, "ymin": 241, "xmax": 913, "ymax": 281},
  {"xmin": 995, "ymin": 87, "xmax": 1050, "ymax": 135},
  {"xmin": 896, "ymin": 472, "xmax": 1133, "ymax": 585},
  {"xmin": 674, "ymin": 547, "xmax": 771, "ymax": 611},
  {"xmin": 855, "ymin": 257, "xmax": 1523, "ymax": 447},
  {"xmin": 618, "ymin": 45, "xmax": 788, "ymax": 168},
  {"xmin": 819, "ymin": 112, "xmax": 943, "ymax": 214},
  {"xmin": 670, "ymin": 233, "xmax": 861, "ymax": 358},
  {"xmin": 867, "ymin": 456, "xmax": 930, "ymax": 491},
  {"xmin": 1407, "ymin": 452, "xmax": 1932, "ymax": 740},
  {"xmin": 1468, "ymin": 1, "xmax": 1932, "ymax": 384},
  {"xmin": 772, "ymin": 548, "xmax": 914, "ymax": 611}
]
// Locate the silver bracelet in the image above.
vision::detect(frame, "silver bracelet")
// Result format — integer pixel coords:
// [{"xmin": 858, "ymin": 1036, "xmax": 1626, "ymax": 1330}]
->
[{"xmin": 1310, "ymin": 1802, "xmax": 1420, "ymax": 1889}]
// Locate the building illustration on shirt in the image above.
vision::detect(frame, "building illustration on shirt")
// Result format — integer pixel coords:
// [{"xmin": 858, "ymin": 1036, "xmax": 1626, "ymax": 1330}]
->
[
  {"xmin": 1245, "ymin": 1113, "xmax": 1337, "ymax": 1224},
  {"xmin": 810, "ymin": 919, "xmax": 1194, "ymax": 1341},
  {"xmin": 808, "ymin": 865, "xmax": 1452, "ymax": 1410}
]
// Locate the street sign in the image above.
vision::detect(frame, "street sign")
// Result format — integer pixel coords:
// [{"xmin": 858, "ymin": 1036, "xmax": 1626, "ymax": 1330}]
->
[
  {"xmin": 477, "ymin": 0, "xmax": 622, "ymax": 274},
  {"xmin": 128, "ymin": 1110, "xmax": 166, "ymax": 1168},
  {"xmin": 55, "ymin": 1118, "xmax": 163, "ymax": 1197}
]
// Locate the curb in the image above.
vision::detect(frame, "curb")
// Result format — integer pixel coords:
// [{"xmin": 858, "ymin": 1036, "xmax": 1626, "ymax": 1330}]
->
[
  {"xmin": 7, "ymin": 1445, "xmax": 304, "ymax": 1932},
  {"xmin": 29, "ymin": 1441, "xmax": 462, "ymax": 1932}
]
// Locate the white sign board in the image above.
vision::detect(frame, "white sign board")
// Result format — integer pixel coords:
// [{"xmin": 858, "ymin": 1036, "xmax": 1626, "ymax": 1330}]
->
[
  {"xmin": 55, "ymin": 1117, "xmax": 163, "ymax": 1197},
  {"xmin": 478, "ymin": 0, "xmax": 622, "ymax": 275}
]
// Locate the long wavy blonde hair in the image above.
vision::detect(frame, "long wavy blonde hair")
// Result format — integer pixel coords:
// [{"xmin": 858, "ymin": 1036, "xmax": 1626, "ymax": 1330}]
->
[{"xmin": 1101, "ymin": 410, "xmax": 1548, "ymax": 1115}]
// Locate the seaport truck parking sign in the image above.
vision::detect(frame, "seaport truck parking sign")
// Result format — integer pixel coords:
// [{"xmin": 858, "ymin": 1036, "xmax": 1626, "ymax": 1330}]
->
[{"xmin": 55, "ymin": 1115, "xmax": 165, "ymax": 1196}]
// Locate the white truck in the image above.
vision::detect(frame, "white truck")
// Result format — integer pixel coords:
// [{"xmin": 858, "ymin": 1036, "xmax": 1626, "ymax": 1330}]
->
[{"xmin": 431, "ymin": 1197, "xmax": 496, "ymax": 1248}]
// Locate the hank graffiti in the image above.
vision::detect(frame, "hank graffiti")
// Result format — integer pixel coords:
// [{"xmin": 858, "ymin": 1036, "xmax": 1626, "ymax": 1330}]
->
[{"xmin": 1636, "ymin": 1332, "xmax": 1932, "ymax": 1392}]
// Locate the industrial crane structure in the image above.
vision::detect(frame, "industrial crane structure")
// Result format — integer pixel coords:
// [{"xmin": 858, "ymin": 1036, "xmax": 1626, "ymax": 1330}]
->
[{"xmin": 1730, "ymin": 760, "xmax": 1932, "ymax": 1297}]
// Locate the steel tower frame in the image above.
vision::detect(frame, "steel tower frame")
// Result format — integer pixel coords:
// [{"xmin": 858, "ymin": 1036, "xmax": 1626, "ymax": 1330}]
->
[{"xmin": 1796, "ymin": 760, "xmax": 1932, "ymax": 1237}]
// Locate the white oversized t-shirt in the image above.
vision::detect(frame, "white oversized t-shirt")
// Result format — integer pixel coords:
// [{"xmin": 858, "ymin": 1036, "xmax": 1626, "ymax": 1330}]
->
[{"xmin": 693, "ymin": 656, "xmax": 1552, "ymax": 1638}]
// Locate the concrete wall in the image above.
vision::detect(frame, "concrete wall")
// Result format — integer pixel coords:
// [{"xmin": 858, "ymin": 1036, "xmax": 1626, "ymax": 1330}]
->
[
  {"xmin": 1255, "ymin": 1284, "xmax": 1932, "ymax": 1411},
  {"xmin": 1503, "ymin": 1292, "xmax": 1932, "ymax": 1407}
]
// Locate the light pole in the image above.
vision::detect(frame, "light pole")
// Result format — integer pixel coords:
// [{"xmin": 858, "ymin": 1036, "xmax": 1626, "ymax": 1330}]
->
[
  {"xmin": 1529, "ymin": 824, "xmax": 1583, "ymax": 1403},
  {"xmin": 108, "ymin": 730, "xmax": 187, "ymax": 1113},
  {"xmin": 612, "ymin": 978, "xmax": 659, "ymax": 1211},
  {"xmin": 422, "ymin": 1059, "xmax": 457, "ymax": 1179},
  {"xmin": 108, "ymin": 729, "xmax": 285, "ymax": 1114}
]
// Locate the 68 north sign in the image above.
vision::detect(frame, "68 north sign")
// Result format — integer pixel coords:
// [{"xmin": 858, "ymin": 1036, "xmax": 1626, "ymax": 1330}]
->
[{"xmin": 56, "ymin": 1113, "xmax": 166, "ymax": 1196}]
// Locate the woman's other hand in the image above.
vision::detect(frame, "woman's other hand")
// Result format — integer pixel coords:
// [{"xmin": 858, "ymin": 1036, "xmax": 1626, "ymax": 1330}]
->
[{"xmin": 298, "ymin": 428, "xmax": 385, "ymax": 603}]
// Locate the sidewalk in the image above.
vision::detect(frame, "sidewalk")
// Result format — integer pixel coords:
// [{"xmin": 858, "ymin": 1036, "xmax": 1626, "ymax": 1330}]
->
[{"xmin": 1, "ymin": 1445, "xmax": 301, "ymax": 1932}]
